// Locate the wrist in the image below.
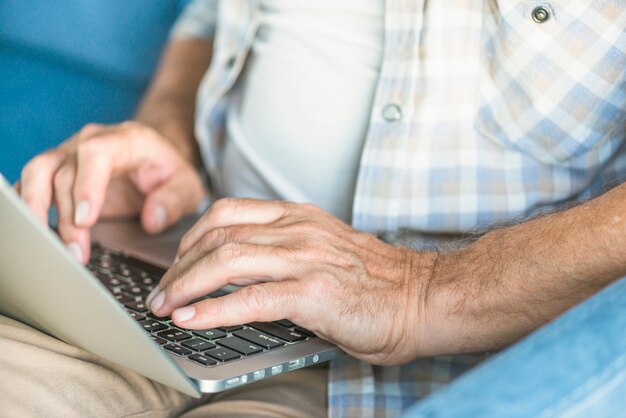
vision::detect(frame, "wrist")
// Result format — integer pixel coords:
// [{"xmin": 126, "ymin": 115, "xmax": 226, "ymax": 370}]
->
[
  {"xmin": 407, "ymin": 246, "xmax": 493, "ymax": 357},
  {"xmin": 134, "ymin": 93, "xmax": 200, "ymax": 165},
  {"xmin": 399, "ymin": 248, "xmax": 445, "ymax": 360},
  {"xmin": 418, "ymin": 236, "xmax": 527, "ymax": 356}
]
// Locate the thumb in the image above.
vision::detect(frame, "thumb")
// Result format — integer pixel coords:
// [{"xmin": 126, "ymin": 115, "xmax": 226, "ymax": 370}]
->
[{"xmin": 140, "ymin": 172, "xmax": 205, "ymax": 234}]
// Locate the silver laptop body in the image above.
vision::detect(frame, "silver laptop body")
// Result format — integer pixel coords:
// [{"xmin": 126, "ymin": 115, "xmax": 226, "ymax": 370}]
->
[{"xmin": 0, "ymin": 175, "xmax": 342, "ymax": 396}]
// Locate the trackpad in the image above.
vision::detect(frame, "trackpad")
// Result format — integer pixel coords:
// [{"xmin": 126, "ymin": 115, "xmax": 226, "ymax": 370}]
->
[{"xmin": 91, "ymin": 216, "xmax": 200, "ymax": 269}]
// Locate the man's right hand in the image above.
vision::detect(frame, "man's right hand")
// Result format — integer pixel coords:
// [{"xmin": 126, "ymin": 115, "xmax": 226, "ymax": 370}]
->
[{"xmin": 18, "ymin": 121, "xmax": 205, "ymax": 264}]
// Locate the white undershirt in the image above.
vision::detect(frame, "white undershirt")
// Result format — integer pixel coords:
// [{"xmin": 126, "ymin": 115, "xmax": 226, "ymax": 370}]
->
[{"xmin": 220, "ymin": 0, "xmax": 384, "ymax": 222}]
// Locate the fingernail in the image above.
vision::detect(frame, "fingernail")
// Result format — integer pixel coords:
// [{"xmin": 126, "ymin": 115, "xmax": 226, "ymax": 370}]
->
[
  {"xmin": 67, "ymin": 242, "xmax": 83, "ymax": 263},
  {"xmin": 173, "ymin": 306, "xmax": 195, "ymax": 322},
  {"xmin": 145, "ymin": 286, "xmax": 160, "ymax": 306},
  {"xmin": 150, "ymin": 290, "xmax": 165, "ymax": 312},
  {"xmin": 173, "ymin": 255, "xmax": 180, "ymax": 264},
  {"xmin": 153, "ymin": 205, "xmax": 166, "ymax": 231},
  {"xmin": 74, "ymin": 200, "xmax": 91, "ymax": 226}
]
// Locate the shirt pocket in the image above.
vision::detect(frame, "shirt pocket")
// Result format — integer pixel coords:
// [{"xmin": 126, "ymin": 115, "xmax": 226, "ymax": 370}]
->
[{"xmin": 475, "ymin": 0, "xmax": 626, "ymax": 165}]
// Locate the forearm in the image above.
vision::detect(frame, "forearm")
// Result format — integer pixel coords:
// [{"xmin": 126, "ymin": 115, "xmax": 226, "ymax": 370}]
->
[
  {"xmin": 425, "ymin": 182, "xmax": 626, "ymax": 354},
  {"xmin": 134, "ymin": 38, "xmax": 213, "ymax": 165}
]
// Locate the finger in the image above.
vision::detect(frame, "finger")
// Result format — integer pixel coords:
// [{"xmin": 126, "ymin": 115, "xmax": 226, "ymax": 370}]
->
[
  {"xmin": 150, "ymin": 243, "xmax": 299, "ymax": 317},
  {"xmin": 145, "ymin": 224, "xmax": 276, "ymax": 308},
  {"xmin": 19, "ymin": 151, "xmax": 66, "ymax": 225},
  {"xmin": 176, "ymin": 198, "xmax": 292, "ymax": 258},
  {"xmin": 171, "ymin": 280, "xmax": 301, "ymax": 329},
  {"xmin": 53, "ymin": 160, "xmax": 90, "ymax": 263},
  {"xmin": 140, "ymin": 168, "xmax": 205, "ymax": 234},
  {"xmin": 169, "ymin": 223, "xmax": 285, "ymax": 285},
  {"xmin": 72, "ymin": 122, "xmax": 178, "ymax": 228},
  {"xmin": 13, "ymin": 181, "xmax": 20, "ymax": 194}
]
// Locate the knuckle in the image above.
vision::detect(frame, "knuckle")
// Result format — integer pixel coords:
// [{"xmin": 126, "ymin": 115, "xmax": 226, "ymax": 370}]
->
[
  {"xmin": 212, "ymin": 197, "xmax": 235, "ymax": 212},
  {"xmin": 53, "ymin": 164, "xmax": 74, "ymax": 189},
  {"xmin": 214, "ymin": 242, "xmax": 245, "ymax": 265},
  {"xmin": 200, "ymin": 227, "xmax": 230, "ymax": 251},
  {"xmin": 123, "ymin": 121, "xmax": 151, "ymax": 138},
  {"xmin": 22, "ymin": 153, "xmax": 56, "ymax": 179},
  {"xmin": 80, "ymin": 123, "xmax": 102, "ymax": 136},
  {"xmin": 300, "ymin": 202, "xmax": 319, "ymax": 212},
  {"xmin": 76, "ymin": 138, "xmax": 105, "ymax": 159},
  {"xmin": 169, "ymin": 274, "xmax": 191, "ymax": 298},
  {"xmin": 120, "ymin": 120, "xmax": 142, "ymax": 132},
  {"xmin": 241, "ymin": 285, "xmax": 270, "ymax": 311},
  {"xmin": 178, "ymin": 233, "xmax": 194, "ymax": 254},
  {"xmin": 209, "ymin": 198, "xmax": 237, "ymax": 222}
]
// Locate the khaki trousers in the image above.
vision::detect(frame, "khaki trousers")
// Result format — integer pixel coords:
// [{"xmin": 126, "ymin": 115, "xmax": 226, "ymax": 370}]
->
[{"xmin": 0, "ymin": 315, "xmax": 327, "ymax": 418}]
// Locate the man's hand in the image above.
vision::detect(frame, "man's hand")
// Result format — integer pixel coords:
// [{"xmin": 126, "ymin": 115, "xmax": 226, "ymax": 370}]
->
[
  {"xmin": 148, "ymin": 198, "xmax": 439, "ymax": 365},
  {"xmin": 19, "ymin": 121, "xmax": 204, "ymax": 264},
  {"xmin": 148, "ymin": 183, "xmax": 626, "ymax": 365},
  {"xmin": 17, "ymin": 38, "xmax": 213, "ymax": 264}
]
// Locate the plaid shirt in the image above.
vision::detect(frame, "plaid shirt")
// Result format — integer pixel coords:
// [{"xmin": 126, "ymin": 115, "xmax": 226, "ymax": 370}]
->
[{"xmin": 171, "ymin": 1, "xmax": 626, "ymax": 416}]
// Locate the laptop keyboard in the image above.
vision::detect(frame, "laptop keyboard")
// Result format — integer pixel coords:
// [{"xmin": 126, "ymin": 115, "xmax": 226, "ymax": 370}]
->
[{"xmin": 87, "ymin": 243, "xmax": 314, "ymax": 368}]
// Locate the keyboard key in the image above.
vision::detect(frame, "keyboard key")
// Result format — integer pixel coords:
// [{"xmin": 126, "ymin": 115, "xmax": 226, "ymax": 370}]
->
[
  {"xmin": 182, "ymin": 338, "xmax": 216, "ymax": 352},
  {"xmin": 163, "ymin": 344, "xmax": 192, "ymax": 356},
  {"xmin": 219, "ymin": 325, "xmax": 243, "ymax": 332},
  {"xmin": 217, "ymin": 336, "xmax": 263, "ymax": 356},
  {"xmin": 188, "ymin": 354, "xmax": 218, "ymax": 367},
  {"xmin": 102, "ymin": 276, "xmax": 123, "ymax": 287},
  {"xmin": 98, "ymin": 258, "xmax": 112, "ymax": 269},
  {"xmin": 140, "ymin": 276, "xmax": 156, "ymax": 286},
  {"xmin": 148, "ymin": 313, "xmax": 171, "ymax": 322},
  {"xmin": 116, "ymin": 264, "xmax": 135, "ymax": 278},
  {"xmin": 293, "ymin": 326, "xmax": 315, "ymax": 337},
  {"xmin": 151, "ymin": 335, "xmax": 167, "ymax": 345},
  {"xmin": 172, "ymin": 325, "xmax": 192, "ymax": 332},
  {"xmin": 274, "ymin": 319, "xmax": 294, "ymax": 328},
  {"xmin": 234, "ymin": 329, "xmax": 285, "ymax": 350},
  {"xmin": 93, "ymin": 269, "xmax": 111, "ymax": 280},
  {"xmin": 125, "ymin": 300, "xmax": 149, "ymax": 313},
  {"xmin": 127, "ymin": 311, "xmax": 146, "ymax": 321},
  {"xmin": 156, "ymin": 329, "xmax": 193, "ymax": 342},
  {"xmin": 121, "ymin": 284, "xmax": 146, "ymax": 296},
  {"xmin": 114, "ymin": 293, "xmax": 134, "ymax": 304},
  {"xmin": 249, "ymin": 322, "xmax": 306, "ymax": 343},
  {"xmin": 193, "ymin": 329, "xmax": 226, "ymax": 340},
  {"xmin": 139, "ymin": 320, "xmax": 168, "ymax": 333},
  {"xmin": 205, "ymin": 347, "xmax": 241, "ymax": 362}
]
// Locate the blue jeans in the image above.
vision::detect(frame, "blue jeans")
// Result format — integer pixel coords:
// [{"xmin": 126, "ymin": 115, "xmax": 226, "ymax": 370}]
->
[{"xmin": 403, "ymin": 277, "xmax": 626, "ymax": 418}]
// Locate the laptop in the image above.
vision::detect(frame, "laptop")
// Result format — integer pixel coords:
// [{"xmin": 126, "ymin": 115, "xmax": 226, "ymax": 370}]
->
[{"xmin": 0, "ymin": 175, "xmax": 343, "ymax": 397}]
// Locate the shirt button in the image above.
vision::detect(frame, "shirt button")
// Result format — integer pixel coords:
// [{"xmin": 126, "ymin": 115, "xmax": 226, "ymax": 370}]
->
[
  {"xmin": 382, "ymin": 103, "xmax": 402, "ymax": 122},
  {"xmin": 531, "ymin": 6, "xmax": 551, "ymax": 23}
]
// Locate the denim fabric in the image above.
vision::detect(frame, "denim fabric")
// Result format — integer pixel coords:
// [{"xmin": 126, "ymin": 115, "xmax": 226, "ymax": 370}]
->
[{"xmin": 403, "ymin": 277, "xmax": 626, "ymax": 418}]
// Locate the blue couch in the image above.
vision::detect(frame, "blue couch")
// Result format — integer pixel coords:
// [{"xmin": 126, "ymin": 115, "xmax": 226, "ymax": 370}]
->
[{"xmin": 0, "ymin": 0, "xmax": 190, "ymax": 183}]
